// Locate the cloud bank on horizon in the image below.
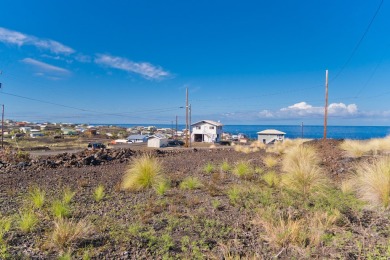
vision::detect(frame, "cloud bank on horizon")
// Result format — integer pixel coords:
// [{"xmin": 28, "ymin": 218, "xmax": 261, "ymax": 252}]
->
[{"xmin": 0, "ymin": 27, "xmax": 170, "ymax": 80}]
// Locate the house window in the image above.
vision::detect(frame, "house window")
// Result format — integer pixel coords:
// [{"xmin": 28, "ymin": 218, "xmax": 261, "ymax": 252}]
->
[
  {"xmin": 209, "ymin": 126, "xmax": 215, "ymax": 129},
  {"xmin": 196, "ymin": 126, "xmax": 201, "ymax": 130}
]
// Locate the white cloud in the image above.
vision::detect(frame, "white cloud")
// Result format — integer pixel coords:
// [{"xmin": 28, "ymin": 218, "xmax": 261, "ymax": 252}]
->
[
  {"xmin": 279, "ymin": 101, "xmax": 357, "ymax": 117},
  {"xmin": 22, "ymin": 58, "xmax": 71, "ymax": 76},
  {"xmin": 94, "ymin": 54, "xmax": 170, "ymax": 80},
  {"xmin": 0, "ymin": 27, "xmax": 74, "ymax": 54}
]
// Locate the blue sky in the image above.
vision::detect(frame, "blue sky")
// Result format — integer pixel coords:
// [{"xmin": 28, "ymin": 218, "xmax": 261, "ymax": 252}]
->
[{"xmin": 0, "ymin": 0, "xmax": 389, "ymax": 125}]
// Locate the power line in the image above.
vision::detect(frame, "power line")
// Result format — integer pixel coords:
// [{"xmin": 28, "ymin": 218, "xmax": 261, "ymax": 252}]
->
[{"xmin": 331, "ymin": 0, "xmax": 384, "ymax": 82}]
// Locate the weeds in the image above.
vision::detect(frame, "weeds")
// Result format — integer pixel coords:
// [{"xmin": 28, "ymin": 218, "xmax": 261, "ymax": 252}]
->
[
  {"xmin": 232, "ymin": 161, "xmax": 252, "ymax": 179},
  {"xmin": 28, "ymin": 186, "xmax": 45, "ymax": 209},
  {"xmin": 19, "ymin": 211, "xmax": 38, "ymax": 233},
  {"xmin": 93, "ymin": 184, "xmax": 105, "ymax": 202},
  {"xmin": 263, "ymin": 155, "xmax": 278, "ymax": 168},
  {"xmin": 155, "ymin": 180, "xmax": 170, "ymax": 196},
  {"xmin": 220, "ymin": 160, "xmax": 231, "ymax": 172},
  {"xmin": 180, "ymin": 177, "xmax": 202, "ymax": 190},
  {"xmin": 122, "ymin": 155, "xmax": 164, "ymax": 191},
  {"xmin": 203, "ymin": 162, "xmax": 215, "ymax": 174},
  {"xmin": 52, "ymin": 200, "xmax": 71, "ymax": 218},
  {"xmin": 355, "ymin": 157, "xmax": 390, "ymax": 209},
  {"xmin": 263, "ymin": 171, "xmax": 280, "ymax": 188},
  {"xmin": 51, "ymin": 218, "xmax": 94, "ymax": 252},
  {"xmin": 62, "ymin": 187, "xmax": 76, "ymax": 204}
]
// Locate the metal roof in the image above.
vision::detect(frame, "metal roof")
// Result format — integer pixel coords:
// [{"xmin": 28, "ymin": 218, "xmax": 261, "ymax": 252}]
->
[
  {"xmin": 127, "ymin": 134, "xmax": 149, "ymax": 140},
  {"xmin": 257, "ymin": 129, "xmax": 286, "ymax": 135},
  {"xmin": 191, "ymin": 120, "xmax": 223, "ymax": 127}
]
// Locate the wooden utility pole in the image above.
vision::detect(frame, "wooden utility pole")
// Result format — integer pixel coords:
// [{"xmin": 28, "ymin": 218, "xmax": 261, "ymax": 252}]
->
[
  {"xmin": 189, "ymin": 104, "xmax": 192, "ymax": 148},
  {"xmin": 323, "ymin": 70, "xmax": 329, "ymax": 140},
  {"xmin": 185, "ymin": 88, "xmax": 189, "ymax": 147},
  {"xmin": 301, "ymin": 122, "xmax": 304, "ymax": 138},
  {"xmin": 175, "ymin": 115, "xmax": 178, "ymax": 138},
  {"xmin": 1, "ymin": 105, "xmax": 4, "ymax": 149}
]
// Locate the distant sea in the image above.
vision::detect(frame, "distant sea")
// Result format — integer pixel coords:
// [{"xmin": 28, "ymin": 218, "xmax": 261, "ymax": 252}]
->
[{"xmin": 105, "ymin": 124, "xmax": 390, "ymax": 140}]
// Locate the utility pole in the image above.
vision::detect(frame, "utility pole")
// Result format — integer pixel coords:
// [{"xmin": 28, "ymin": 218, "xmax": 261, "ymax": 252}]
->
[
  {"xmin": 1, "ymin": 104, "xmax": 4, "ymax": 149},
  {"xmin": 185, "ymin": 88, "xmax": 189, "ymax": 147},
  {"xmin": 175, "ymin": 115, "xmax": 178, "ymax": 139},
  {"xmin": 301, "ymin": 122, "xmax": 304, "ymax": 139},
  {"xmin": 323, "ymin": 70, "xmax": 329, "ymax": 140},
  {"xmin": 189, "ymin": 104, "xmax": 192, "ymax": 148}
]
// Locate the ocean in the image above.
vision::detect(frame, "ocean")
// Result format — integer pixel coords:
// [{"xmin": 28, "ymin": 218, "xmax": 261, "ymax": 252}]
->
[{"xmin": 110, "ymin": 124, "xmax": 390, "ymax": 140}]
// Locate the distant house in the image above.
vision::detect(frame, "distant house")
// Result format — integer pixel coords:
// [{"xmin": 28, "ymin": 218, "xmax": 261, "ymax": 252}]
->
[
  {"xmin": 127, "ymin": 134, "xmax": 149, "ymax": 143},
  {"xmin": 62, "ymin": 128, "xmax": 77, "ymax": 135},
  {"xmin": 30, "ymin": 129, "xmax": 44, "ymax": 138},
  {"xmin": 191, "ymin": 120, "xmax": 223, "ymax": 143},
  {"xmin": 257, "ymin": 129, "xmax": 286, "ymax": 144},
  {"xmin": 20, "ymin": 127, "xmax": 32, "ymax": 133},
  {"xmin": 147, "ymin": 134, "xmax": 168, "ymax": 148}
]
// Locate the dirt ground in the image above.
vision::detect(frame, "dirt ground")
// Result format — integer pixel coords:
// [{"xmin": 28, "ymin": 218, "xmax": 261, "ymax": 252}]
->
[{"xmin": 0, "ymin": 139, "xmax": 389, "ymax": 259}]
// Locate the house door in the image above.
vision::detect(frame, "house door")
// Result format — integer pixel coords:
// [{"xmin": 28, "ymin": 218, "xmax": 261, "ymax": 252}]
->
[{"xmin": 194, "ymin": 134, "xmax": 203, "ymax": 142}]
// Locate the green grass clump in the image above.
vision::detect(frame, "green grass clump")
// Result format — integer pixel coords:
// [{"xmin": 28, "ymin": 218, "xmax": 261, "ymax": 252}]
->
[
  {"xmin": 62, "ymin": 188, "xmax": 76, "ymax": 204},
  {"xmin": 179, "ymin": 177, "xmax": 203, "ymax": 190},
  {"xmin": 226, "ymin": 186, "xmax": 244, "ymax": 205},
  {"xmin": 0, "ymin": 216, "xmax": 11, "ymax": 242},
  {"xmin": 28, "ymin": 186, "xmax": 46, "ymax": 209},
  {"xmin": 232, "ymin": 161, "xmax": 252, "ymax": 179},
  {"xmin": 93, "ymin": 184, "xmax": 105, "ymax": 202},
  {"xmin": 122, "ymin": 155, "xmax": 164, "ymax": 191},
  {"xmin": 52, "ymin": 200, "xmax": 71, "ymax": 218},
  {"xmin": 220, "ymin": 160, "xmax": 231, "ymax": 172},
  {"xmin": 355, "ymin": 157, "xmax": 390, "ymax": 209},
  {"xmin": 203, "ymin": 162, "xmax": 215, "ymax": 174},
  {"xmin": 263, "ymin": 171, "xmax": 280, "ymax": 187},
  {"xmin": 155, "ymin": 180, "xmax": 170, "ymax": 196},
  {"xmin": 19, "ymin": 211, "xmax": 38, "ymax": 233}
]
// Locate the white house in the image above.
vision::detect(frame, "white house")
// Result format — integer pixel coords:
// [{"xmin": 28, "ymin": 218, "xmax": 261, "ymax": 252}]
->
[
  {"xmin": 257, "ymin": 129, "xmax": 286, "ymax": 144},
  {"xmin": 127, "ymin": 134, "xmax": 149, "ymax": 143},
  {"xmin": 30, "ymin": 129, "xmax": 44, "ymax": 138},
  {"xmin": 147, "ymin": 134, "xmax": 168, "ymax": 148},
  {"xmin": 191, "ymin": 120, "xmax": 223, "ymax": 143}
]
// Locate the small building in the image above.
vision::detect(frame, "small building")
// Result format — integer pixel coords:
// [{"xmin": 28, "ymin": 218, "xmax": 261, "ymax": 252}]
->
[
  {"xmin": 257, "ymin": 129, "xmax": 286, "ymax": 144},
  {"xmin": 62, "ymin": 128, "xmax": 77, "ymax": 135},
  {"xmin": 191, "ymin": 120, "xmax": 223, "ymax": 143},
  {"xmin": 147, "ymin": 134, "xmax": 168, "ymax": 148},
  {"xmin": 127, "ymin": 134, "xmax": 149, "ymax": 143},
  {"xmin": 20, "ymin": 127, "xmax": 32, "ymax": 133},
  {"xmin": 30, "ymin": 129, "xmax": 44, "ymax": 138}
]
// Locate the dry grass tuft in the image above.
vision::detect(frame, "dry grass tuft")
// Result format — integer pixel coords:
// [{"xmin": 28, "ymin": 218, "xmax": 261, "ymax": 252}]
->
[
  {"xmin": 51, "ymin": 218, "xmax": 94, "ymax": 252},
  {"xmin": 282, "ymin": 145, "xmax": 328, "ymax": 199},
  {"xmin": 262, "ymin": 171, "xmax": 280, "ymax": 188},
  {"xmin": 122, "ymin": 155, "xmax": 164, "ymax": 191},
  {"xmin": 340, "ymin": 140, "xmax": 370, "ymax": 158},
  {"xmin": 250, "ymin": 141, "xmax": 266, "ymax": 149},
  {"xmin": 263, "ymin": 155, "xmax": 278, "ymax": 168},
  {"xmin": 355, "ymin": 157, "xmax": 390, "ymax": 209}
]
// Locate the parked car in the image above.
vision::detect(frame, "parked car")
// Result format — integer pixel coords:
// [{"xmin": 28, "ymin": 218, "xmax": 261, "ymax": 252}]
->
[{"xmin": 87, "ymin": 142, "xmax": 106, "ymax": 150}]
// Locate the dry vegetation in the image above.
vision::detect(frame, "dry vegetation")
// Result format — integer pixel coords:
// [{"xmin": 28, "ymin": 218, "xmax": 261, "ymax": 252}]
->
[{"xmin": 1, "ymin": 138, "xmax": 390, "ymax": 259}]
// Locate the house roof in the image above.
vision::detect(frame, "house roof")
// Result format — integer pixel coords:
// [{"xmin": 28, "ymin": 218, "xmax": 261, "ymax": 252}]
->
[
  {"xmin": 191, "ymin": 120, "xmax": 223, "ymax": 127},
  {"xmin": 257, "ymin": 129, "xmax": 286, "ymax": 135},
  {"xmin": 127, "ymin": 134, "xmax": 148, "ymax": 140},
  {"xmin": 149, "ymin": 134, "xmax": 167, "ymax": 140}
]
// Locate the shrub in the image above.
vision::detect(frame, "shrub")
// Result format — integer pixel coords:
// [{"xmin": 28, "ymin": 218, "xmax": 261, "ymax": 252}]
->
[
  {"xmin": 226, "ymin": 186, "xmax": 244, "ymax": 204},
  {"xmin": 203, "ymin": 162, "xmax": 214, "ymax": 174},
  {"xmin": 51, "ymin": 218, "xmax": 93, "ymax": 252},
  {"xmin": 62, "ymin": 188, "xmax": 76, "ymax": 204},
  {"xmin": 180, "ymin": 177, "xmax": 202, "ymax": 190},
  {"xmin": 19, "ymin": 211, "xmax": 38, "ymax": 233},
  {"xmin": 282, "ymin": 146, "xmax": 328, "ymax": 200},
  {"xmin": 52, "ymin": 200, "xmax": 71, "ymax": 218},
  {"xmin": 263, "ymin": 155, "xmax": 278, "ymax": 168},
  {"xmin": 220, "ymin": 160, "xmax": 231, "ymax": 172},
  {"xmin": 355, "ymin": 157, "xmax": 390, "ymax": 209},
  {"xmin": 232, "ymin": 161, "xmax": 252, "ymax": 179},
  {"xmin": 250, "ymin": 141, "xmax": 266, "ymax": 149},
  {"xmin": 122, "ymin": 155, "xmax": 164, "ymax": 191},
  {"xmin": 0, "ymin": 216, "xmax": 11, "ymax": 242},
  {"xmin": 28, "ymin": 186, "xmax": 45, "ymax": 209}
]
